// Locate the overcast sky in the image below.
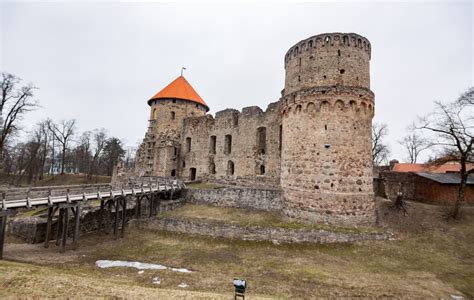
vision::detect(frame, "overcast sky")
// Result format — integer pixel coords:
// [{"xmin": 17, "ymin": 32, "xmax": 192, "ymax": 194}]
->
[{"xmin": 1, "ymin": 1, "xmax": 472, "ymax": 162}]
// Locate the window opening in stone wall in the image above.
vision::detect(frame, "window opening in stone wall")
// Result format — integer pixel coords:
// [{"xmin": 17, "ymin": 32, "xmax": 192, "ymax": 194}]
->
[
  {"xmin": 224, "ymin": 134, "xmax": 232, "ymax": 155},
  {"xmin": 340, "ymin": 69, "xmax": 345, "ymax": 74},
  {"xmin": 338, "ymin": 49, "xmax": 341, "ymax": 56},
  {"xmin": 171, "ymin": 111, "xmax": 176, "ymax": 120},
  {"xmin": 182, "ymin": 161, "xmax": 186, "ymax": 168},
  {"xmin": 172, "ymin": 99, "xmax": 176, "ymax": 103},
  {"xmin": 279, "ymin": 125, "xmax": 283, "ymax": 154},
  {"xmin": 343, "ymin": 35, "xmax": 348, "ymax": 45},
  {"xmin": 227, "ymin": 161, "xmax": 234, "ymax": 176},
  {"xmin": 325, "ymin": 124, "xmax": 328, "ymax": 131},
  {"xmin": 152, "ymin": 108, "xmax": 157, "ymax": 119},
  {"xmin": 233, "ymin": 116, "xmax": 239, "ymax": 127},
  {"xmin": 299, "ymin": 57, "xmax": 301, "ymax": 66},
  {"xmin": 209, "ymin": 161, "xmax": 216, "ymax": 174},
  {"xmin": 186, "ymin": 137, "xmax": 191, "ymax": 153},
  {"xmin": 325, "ymin": 36, "xmax": 330, "ymax": 43},
  {"xmin": 298, "ymin": 75, "xmax": 301, "ymax": 82},
  {"xmin": 256, "ymin": 127, "xmax": 266, "ymax": 155},
  {"xmin": 323, "ymin": 75, "xmax": 327, "ymax": 79},
  {"xmin": 174, "ymin": 147, "xmax": 178, "ymax": 156},
  {"xmin": 260, "ymin": 165, "xmax": 265, "ymax": 175},
  {"xmin": 209, "ymin": 135, "xmax": 216, "ymax": 154},
  {"xmin": 190, "ymin": 168, "xmax": 196, "ymax": 181},
  {"xmin": 171, "ymin": 169, "xmax": 176, "ymax": 177},
  {"xmin": 309, "ymin": 40, "xmax": 313, "ymax": 48}
]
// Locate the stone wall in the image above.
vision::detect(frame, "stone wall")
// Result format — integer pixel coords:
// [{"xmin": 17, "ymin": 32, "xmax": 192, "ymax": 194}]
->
[
  {"xmin": 284, "ymin": 32, "xmax": 371, "ymax": 95},
  {"xmin": 140, "ymin": 217, "xmax": 392, "ymax": 244},
  {"xmin": 379, "ymin": 171, "xmax": 416, "ymax": 201},
  {"xmin": 180, "ymin": 102, "xmax": 281, "ymax": 187},
  {"xmin": 185, "ymin": 187, "xmax": 282, "ymax": 211}
]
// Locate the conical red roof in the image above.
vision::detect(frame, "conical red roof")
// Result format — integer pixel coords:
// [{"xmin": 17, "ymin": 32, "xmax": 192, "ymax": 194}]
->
[{"xmin": 148, "ymin": 76, "xmax": 209, "ymax": 111}]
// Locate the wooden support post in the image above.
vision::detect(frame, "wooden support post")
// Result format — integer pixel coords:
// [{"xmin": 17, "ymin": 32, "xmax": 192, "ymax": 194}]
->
[
  {"xmin": 113, "ymin": 199, "xmax": 119, "ymax": 240},
  {"xmin": 72, "ymin": 205, "xmax": 81, "ymax": 250},
  {"xmin": 121, "ymin": 198, "xmax": 127, "ymax": 238},
  {"xmin": 99, "ymin": 199, "xmax": 105, "ymax": 233},
  {"xmin": 149, "ymin": 192, "xmax": 154, "ymax": 218},
  {"xmin": 0, "ymin": 216, "xmax": 6, "ymax": 259},
  {"xmin": 135, "ymin": 195, "xmax": 141, "ymax": 218},
  {"xmin": 60, "ymin": 207, "xmax": 69, "ymax": 253},
  {"xmin": 44, "ymin": 206, "xmax": 54, "ymax": 248},
  {"xmin": 55, "ymin": 208, "xmax": 63, "ymax": 246}
]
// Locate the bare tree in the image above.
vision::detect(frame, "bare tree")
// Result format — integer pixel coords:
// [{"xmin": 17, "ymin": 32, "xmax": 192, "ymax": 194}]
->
[
  {"xmin": 48, "ymin": 119, "xmax": 76, "ymax": 175},
  {"xmin": 89, "ymin": 128, "xmax": 107, "ymax": 179},
  {"xmin": 372, "ymin": 122, "xmax": 391, "ymax": 166},
  {"xmin": 416, "ymin": 90, "xmax": 473, "ymax": 219},
  {"xmin": 457, "ymin": 87, "xmax": 474, "ymax": 106},
  {"xmin": 0, "ymin": 72, "xmax": 39, "ymax": 157},
  {"xmin": 399, "ymin": 133, "xmax": 432, "ymax": 163}
]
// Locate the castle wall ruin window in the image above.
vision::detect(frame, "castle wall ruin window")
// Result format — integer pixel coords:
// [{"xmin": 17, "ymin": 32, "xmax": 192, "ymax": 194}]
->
[
  {"xmin": 186, "ymin": 137, "xmax": 191, "ymax": 153},
  {"xmin": 190, "ymin": 168, "xmax": 196, "ymax": 181},
  {"xmin": 152, "ymin": 108, "xmax": 157, "ymax": 119},
  {"xmin": 171, "ymin": 111, "xmax": 176, "ymax": 120},
  {"xmin": 209, "ymin": 135, "xmax": 216, "ymax": 154},
  {"xmin": 171, "ymin": 169, "xmax": 176, "ymax": 177},
  {"xmin": 256, "ymin": 127, "xmax": 266, "ymax": 155},
  {"xmin": 340, "ymin": 69, "xmax": 345, "ymax": 74},
  {"xmin": 338, "ymin": 49, "xmax": 341, "ymax": 56},
  {"xmin": 174, "ymin": 147, "xmax": 178, "ymax": 156},
  {"xmin": 279, "ymin": 125, "xmax": 283, "ymax": 154},
  {"xmin": 260, "ymin": 165, "xmax": 265, "ymax": 175},
  {"xmin": 224, "ymin": 134, "xmax": 232, "ymax": 155},
  {"xmin": 209, "ymin": 161, "xmax": 216, "ymax": 174},
  {"xmin": 227, "ymin": 160, "xmax": 234, "ymax": 176}
]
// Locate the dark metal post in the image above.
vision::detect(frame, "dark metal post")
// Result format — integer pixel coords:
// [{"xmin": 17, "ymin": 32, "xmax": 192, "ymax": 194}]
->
[{"xmin": 72, "ymin": 205, "xmax": 81, "ymax": 250}]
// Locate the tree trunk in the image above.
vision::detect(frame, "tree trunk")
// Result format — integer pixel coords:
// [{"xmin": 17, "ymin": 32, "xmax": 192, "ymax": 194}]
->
[
  {"xmin": 452, "ymin": 156, "xmax": 467, "ymax": 219},
  {"xmin": 61, "ymin": 145, "xmax": 66, "ymax": 175}
]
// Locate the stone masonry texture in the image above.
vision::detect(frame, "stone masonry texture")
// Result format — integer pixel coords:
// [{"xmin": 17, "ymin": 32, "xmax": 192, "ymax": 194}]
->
[{"xmin": 119, "ymin": 32, "xmax": 376, "ymax": 226}]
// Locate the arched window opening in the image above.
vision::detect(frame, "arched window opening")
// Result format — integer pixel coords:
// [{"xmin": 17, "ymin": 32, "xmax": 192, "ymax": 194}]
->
[
  {"xmin": 257, "ymin": 127, "xmax": 266, "ymax": 155},
  {"xmin": 209, "ymin": 161, "xmax": 216, "ymax": 174},
  {"xmin": 309, "ymin": 40, "xmax": 313, "ymax": 48},
  {"xmin": 260, "ymin": 165, "xmax": 265, "ymax": 175},
  {"xmin": 321, "ymin": 101, "xmax": 330, "ymax": 112},
  {"xmin": 152, "ymin": 108, "xmax": 157, "ymax": 119},
  {"xmin": 171, "ymin": 111, "xmax": 176, "ymax": 120},
  {"xmin": 186, "ymin": 137, "xmax": 191, "ymax": 153},
  {"xmin": 224, "ymin": 135, "xmax": 232, "ymax": 155},
  {"xmin": 307, "ymin": 102, "xmax": 316, "ymax": 113},
  {"xmin": 335, "ymin": 100, "xmax": 344, "ymax": 111},
  {"xmin": 189, "ymin": 168, "xmax": 197, "ymax": 181},
  {"xmin": 325, "ymin": 36, "xmax": 330, "ymax": 43},
  {"xmin": 343, "ymin": 35, "xmax": 348, "ymax": 45},
  {"xmin": 227, "ymin": 161, "xmax": 234, "ymax": 176},
  {"xmin": 171, "ymin": 169, "xmax": 176, "ymax": 177},
  {"xmin": 295, "ymin": 105, "xmax": 302, "ymax": 113},
  {"xmin": 209, "ymin": 135, "xmax": 216, "ymax": 154}
]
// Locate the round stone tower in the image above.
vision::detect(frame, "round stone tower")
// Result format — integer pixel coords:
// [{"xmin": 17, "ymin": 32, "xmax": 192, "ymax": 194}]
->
[
  {"xmin": 280, "ymin": 33, "xmax": 375, "ymax": 226},
  {"xmin": 141, "ymin": 75, "xmax": 209, "ymax": 177}
]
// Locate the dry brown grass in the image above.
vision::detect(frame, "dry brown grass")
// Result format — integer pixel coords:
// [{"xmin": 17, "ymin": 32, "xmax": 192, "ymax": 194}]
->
[{"xmin": 1, "ymin": 198, "xmax": 473, "ymax": 298}]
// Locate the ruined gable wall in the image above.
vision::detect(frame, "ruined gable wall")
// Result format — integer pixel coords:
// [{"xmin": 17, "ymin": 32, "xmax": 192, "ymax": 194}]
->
[{"xmin": 181, "ymin": 103, "xmax": 281, "ymax": 187}]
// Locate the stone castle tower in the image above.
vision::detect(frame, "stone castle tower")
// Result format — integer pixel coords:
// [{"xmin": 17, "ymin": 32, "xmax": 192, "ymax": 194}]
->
[
  {"xmin": 280, "ymin": 33, "xmax": 375, "ymax": 225},
  {"xmin": 134, "ymin": 76, "xmax": 209, "ymax": 177},
  {"xmin": 124, "ymin": 32, "xmax": 376, "ymax": 226}
]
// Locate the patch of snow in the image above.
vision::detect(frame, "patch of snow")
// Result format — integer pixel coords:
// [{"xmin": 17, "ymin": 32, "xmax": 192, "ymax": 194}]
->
[
  {"xmin": 450, "ymin": 295, "xmax": 464, "ymax": 300},
  {"xmin": 178, "ymin": 283, "xmax": 188, "ymax": 288},
  {"xmin": 138, "ymin": 270, "xmax": 144, "ymax": 275},
  {"xmin": 171, "ymin": 267, "xmax": 192, "ymax": 273},
  {"xmin": 96, "ymin": 260, "xmax": 167, "ymax": 270},
  {"xmin": 152, "ymin": 277, "xmax": 161, "ymax": 285}
]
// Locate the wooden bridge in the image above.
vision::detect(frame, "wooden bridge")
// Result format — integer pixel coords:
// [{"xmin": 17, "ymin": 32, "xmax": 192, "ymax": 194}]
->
[{"xmin": 0, "ymin": 177, "xmax": 186, "ymax": 259}]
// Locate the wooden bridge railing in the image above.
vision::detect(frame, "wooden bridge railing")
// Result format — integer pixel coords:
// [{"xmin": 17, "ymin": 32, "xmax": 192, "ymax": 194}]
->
[{"xmin": 0, "ymin": 177, "xmax": 186, "ymax": 259}]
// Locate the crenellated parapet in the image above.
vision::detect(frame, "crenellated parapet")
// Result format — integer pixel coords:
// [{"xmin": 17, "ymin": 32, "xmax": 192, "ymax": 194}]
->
[
  {"xmin": 284, "ymin": 32, "xmax": 371, "ymax": 63},
  {"xmin": 283, "ymin": 32, "xmax": 372, "ymax": 95}
]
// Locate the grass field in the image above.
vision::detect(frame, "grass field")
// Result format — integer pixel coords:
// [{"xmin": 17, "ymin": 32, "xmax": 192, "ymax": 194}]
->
[{"xmin": 1, "ymin": 199, "xmax": 473, "ymax": 298}]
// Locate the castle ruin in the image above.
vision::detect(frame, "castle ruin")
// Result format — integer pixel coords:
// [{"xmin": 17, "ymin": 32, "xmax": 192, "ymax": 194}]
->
[{"xmin": 120, "ymin": 32, "xmax": 376, "ymax": 226}]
